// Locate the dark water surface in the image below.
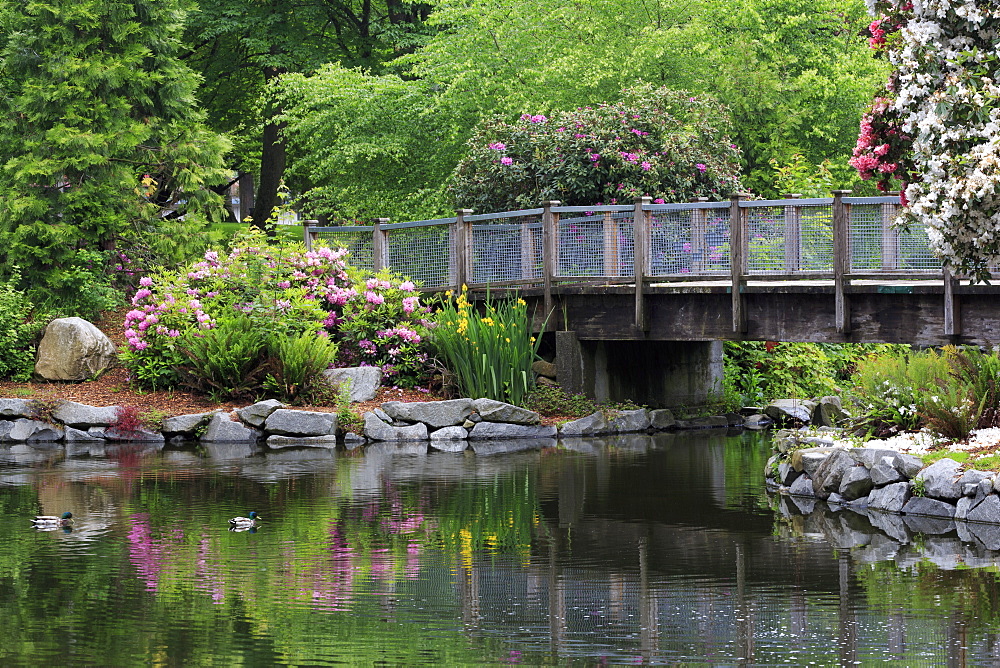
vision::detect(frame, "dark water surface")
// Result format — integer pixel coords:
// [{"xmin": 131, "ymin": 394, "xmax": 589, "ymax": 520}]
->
[{"xmin": 2, "ymin": 432, "xmax": 1000, "ymax": 665}]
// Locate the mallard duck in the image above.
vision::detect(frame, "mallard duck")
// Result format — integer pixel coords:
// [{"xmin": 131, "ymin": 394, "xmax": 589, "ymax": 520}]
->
[
  {"xmin": 31, "ymin": 512, "xmax": 73, "ymax": 529},
  {"xmin": 228, "ymin": 511, "xmax": 261, "ymax": 530}
]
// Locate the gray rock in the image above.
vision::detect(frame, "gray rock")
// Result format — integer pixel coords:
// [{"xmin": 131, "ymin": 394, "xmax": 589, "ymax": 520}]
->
[
  {"xmin": 266, "ymin": 435, "xmax": 338, "ymax": 449},
  {"xmin": 264, "ymin": 409, "xmax": 336, "ymax": 436},
  {"xmin": 969, "ymin": 522, "xmax": 1000, "ymax": 550},
  {"xmin": 790, "ymin": 447, "xmax": 838, "ymax": 475},
  {"xmin": 532, "ymin": 360, "xmax": 557, "ymax": 378},
  {"xmin": 236, "ymin": 399, "xmax": 285, "ymax": 427},
  {"xmin": 827, "ymin": 492, "xmax": 846, "ymax": 506},
  {"xmin": 201, "ymin": 412, "xmax": 259, "ymax": 442},
  {"xmin": 0, "ymin": 399, "xmax": 31, "ymax": 419},
  {"xmin": 868, "ymin": 481, "xmax": 911, "ymax": 513},
  {"xmin": 839, "ymin": 466, "xmax": 874, "ymax": 501},
  {"xmin": 430, "ymin": 426, "xmax": 468, "ymax": 440},
  {"xmin": 725, "ymin": 412, "xmax": 743, "ymax": 427},
  {"xmin": 161, "ymin": 411, "xmax": 215, "ymax": 435},
  {"xmin": 649, "ymin": 409, "xmax": 676, "ymax": 430},
  {"xmin": 764, "ymin": 399, "xmax": 813, "ymax": 424},
  {"xmin": 468, "ymin": 422, "xmax": 557, "ymax": 439},
  {"xmin": 472, "ymin": 399, "xmax": 541, "ymax": 425},
  {"xmin": 967, "ymin": 494, "xmax": 1000, "ymax": 525},
  {"xmin": 606, "ymin": 409, "xmax": 650, "ymax": 433},
  {"xmin": 323, "ymin": 366, "xmax": 382, "ymax": 402},
  {"xmin": 363, "ymin": 412, "xmax": 428, "ymax": 441},
  {"xmin": 870, "ymin": 462, "xmax": 906, "ymax": 487},
  {"xmin": 902, "ymin": 514, "xmax": 955, "ymax": 535},
  {"xmin": 51, "ymin": 401, "xmax": 119, "ymax": 428},
  {"xmin": 64, "ymin": 426, "xmax": 103, "ymax": 442},
  {"xmin": 383, "ymin": 399, "xmax": 474, "ymax": 428},
  {"xmin": 850, "ymin": 448, "xmax": 901, "ymax": 470},
  {"xmin": 894, "ymin": 453, "xmax": 924, "ymax": 479},
  {"xmin": 8, "ymin": 419, "xmax": 63, "ymax": 442},
  {"xmin": 343, "ymin": 432, "xmax": 366, "ymax": 446},
  {"xmin": 674, "ymin": 416, "xmax": 729, "ymax": 429},
  {"xmin": 0, "ymin": 420, "xmax": 14, "ymax": 442},
  {"xmin": 778, "ymin": 462, "xmax": 801, "ymax": 486},
  {"xmin": 868, "ymin": 510, "xmax": 910, "ymax": 543},
  {"xmin": 812, "ymin": 449, "xmax": 855, "ymax": 499},
  {"xmin": 788, "ymin": 475, "xmax": 814, "ymax": 497},
  {"xmin": 34, "ymin": 317, "xmax": 116, "ymax": 381},
  {"xmin": 430, "ymin": 440, "xmax": 468, "ymax": 453},
  {"xmin": 915, "ymin": 458, "xmax": 964, "ymax": 500},
  {"xmin": 559, "ymin": 412, "xmax": 609, "ymax": 436},
  {"xmin": 811, "ymin": 396, "xmax": 848, "ymax": 427},
  {"xmin": 902, "ymin": 496, "xmax": 957, "ymax": 519},
  {"xmin": 959, "ymin": 469, "xmax": 994, "ymax": 490},
  {"xmin": 743, "ymin": 414, "xmax": 773, "ymax": 430},
  {"xmin": 374, "ymin": 407, "xmax": 391, "ymax": 422}
]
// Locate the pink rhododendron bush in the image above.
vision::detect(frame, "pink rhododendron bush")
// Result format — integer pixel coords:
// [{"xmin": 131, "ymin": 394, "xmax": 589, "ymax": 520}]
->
[
  {"xmin": 121, "ymin": 229, "xmax": 431, "ymax": 394},
  {"xmin": 853, "ymin": 0, "xmax": 1000, "ymax": 280}
]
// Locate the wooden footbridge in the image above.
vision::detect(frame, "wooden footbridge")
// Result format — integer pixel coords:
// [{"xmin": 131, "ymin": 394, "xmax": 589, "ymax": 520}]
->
[{"xmin": 306, "ymin": 192, "xmax": 996, "ymax": 348}]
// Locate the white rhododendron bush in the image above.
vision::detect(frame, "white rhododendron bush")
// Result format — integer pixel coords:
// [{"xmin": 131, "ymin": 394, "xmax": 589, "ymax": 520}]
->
[{"xmin": 853, "ymin": 0, "xmax": 1000, "ymax": 280}]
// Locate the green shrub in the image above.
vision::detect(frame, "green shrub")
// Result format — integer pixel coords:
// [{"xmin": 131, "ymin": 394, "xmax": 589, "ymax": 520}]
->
[
  {"xmin": 0, "ymin": 273, "xmax": 40, "ymax": 381},
  {"xmin": 264, "ymin": 330, "xmax": 339, "ymax": 404},
  {"xmin": 430, "ymin": 288, "xmax": 543, "ymax": 405},
  {"xmin": 174, "ymin": 315, "xmax": 270, "ymax": 401}
]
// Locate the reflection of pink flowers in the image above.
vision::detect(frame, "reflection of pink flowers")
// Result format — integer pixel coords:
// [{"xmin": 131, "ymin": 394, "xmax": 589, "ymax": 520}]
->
[{"xmin": 127, "ymin": 513, "xmax": 165, "ymax": 592}]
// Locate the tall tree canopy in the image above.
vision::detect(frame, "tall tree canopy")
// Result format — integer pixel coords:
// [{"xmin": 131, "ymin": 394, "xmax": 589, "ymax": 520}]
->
[{"xmin": 0, "ymin": 0, "xmax": 230, "ymax": 294}]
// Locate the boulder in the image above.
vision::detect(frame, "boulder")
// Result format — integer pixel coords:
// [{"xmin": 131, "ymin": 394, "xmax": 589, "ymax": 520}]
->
[
  {"xmin": 894, "ymin": 453, "xmax": 924, "ymax": 479},
  {"xmin": 777, "ymin": 462, "xmax": 801, "ymax": 487},
  {"xmin": 468, "ymin": 422, "xmax": 557, "ymax": 439},
  {"xmin": 839, "ymin": 466, "xmax": 874, "ymax": 501},
  {"xmin": 0, "ymin": 399, "xmax": 31, "ymax": 419},
  {"xmin": 98, "ymin": 427, "xmax": 165, "ymax": 443},
  {"xmin": 811, "ymin": 449, "xmax": 855, "ymax": 499},
  {"xmin": 429, "ymin": 426, "xmax": 469, "ymax": 440},
  {"xmin": 236, "ymin": 399, "xmax": 284, "ymax": 428},
  {"xmin": 648, "ymin": 409, "xmax": 676, "ymax": 430},
  {"xmin": 201, "ymin": 412, "xmax": 259, "ymax": 442},
  {"xmin": 811, "ymin": 396, "xmax": 848, "ymax": 427},
  {"xmin": 531, "ymin": 360, "xmax": 557, "ymax": 379},
  {"xmin": 8, "ymin": 419, "xmax": 63, "ymax": 442},
  {"xmin": 264, "ymin": 409, "xmax": 336, "ymax": 436},
  {"xmin": 915, "ymin": 458, "xmax": 964, "ymax": 500},
  {"xmin": 849, "ymin": 448, "xmax": 901, "ymax": 470},
  {"xmin": 968, "ymin": 494, "xmax": 1000, "ymax": 525},
  {"xmin": 0, "ymin": 420, "xmax": 14, "ymax": 441},
  {"xmin": 161, "ymin": 411, "xmax": 215, "ymax": 436},
  {"xmin": 788, "ymin": 475, "xmax": 815, "ymax": 497},
  {"xmin": 559, "ymin": 412, "xmax": 609, "ymax": 436},
  {"xmin": 790, "ymin": 447, "xmax": 838, "ymax": 476},
  {"xmin": 902, "ymin": 496, "xmax": 956, "ymax": 519},
  {"xmin": 64, "ymin": 426, "xmax": 102, "ymax": 442},
  {"xmin": 52, "ymin": 401, "xmax": 120, "ymax": 428},
  {"xmin": 323, "ymin": 366, "xmax": 382, "ymax": 402},
  {"xmin": 363, "ymin": 412, "xmax": 428, "ymax": 441},
  {"xmin": 266, "ymin": 435, "xmax": 338, "ymax": 449},
  {"xmin": 383, "ymin": 399, "xmax": 474, "ymax": 428},
  {"xmin": 870, "ymin": 462, "xmax": 906, "ymax": 487},
  {"xmin": 34, "ymin": 317, "xmax": 116, "ymax": 381},
  {"xmin": 607, "ymin": 409, "xmax": 650, "ymax": 433},
  {"xmin": 764, "ymin": 399, "xmax": 813, "ymax": 424},
  {"xmin": 472, "ymin": 399, "xmax": 541, "ymax": 425}
]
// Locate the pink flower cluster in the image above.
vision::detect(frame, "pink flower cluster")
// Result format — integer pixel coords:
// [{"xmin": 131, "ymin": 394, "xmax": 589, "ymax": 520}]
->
[{"xmin": 849, "ymin": 97, "xmax": 908, "ymax": 192}]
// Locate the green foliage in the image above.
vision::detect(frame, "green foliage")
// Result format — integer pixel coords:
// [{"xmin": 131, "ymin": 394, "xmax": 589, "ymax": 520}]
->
[
  {"xmin": 723, "ymin": 342, "xmax": 839, "ymax": 404},
  {"xmin": 522, "ymin": 384, "xmax": 640, "ymax": 419},
  {"xmin": 26, "ymin": 397, "xmax": 65, "ymax": 425},
  {"xmin": 264, "ymin": 330, "xmax": 339, "ymax": 405},
  {"xmin": 0, "ymin": 273, "xmax": 39, "ymax": 381},
  {"xmin": 0, "ymin": 0, "xmax": 231, "ymax": 296},
  {"xmin": 848, "ymin": 348, "xmax": 947, "ymax": 436},
  {"xmin": 451, "ymin": 86, "xmax": 743, "ymax": 212},
  {"xmin": 29, "ymin": 249, "xmax": 122, "ymax": 320},
  {"xmin": 430, "ymin": 289, "xmax": 542, "ymax": 405},
  {"xmin": 769, "ymin": 153, "xmax": 836, "ymax": 199},
  {"xmin": 174, "ymin": 316, "xmax": 271, "ymax": 401}
]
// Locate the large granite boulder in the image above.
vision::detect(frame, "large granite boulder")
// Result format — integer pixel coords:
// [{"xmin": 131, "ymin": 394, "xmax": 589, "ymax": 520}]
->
[
  {"xmin": 607, "ymin": 409, "xmax": 650, "ymax": 433},
  {"xmin": 811, "ymin": 449, "xmax": 854, "ymax": 499},
  {"xmin": 236, "ymin": 400, "xmax": 284, "ymax": 428},
  {"xmin": 363, "ymin": 412, "xmax": 428, "ymax": 441},
  {"xmin": 468, "ymin": 422, "xmax": 557, "ymax": 439},
  {"xmin": 161, "ymin": 411, "xmax": 216, "ymax": 436},
  {"xmin": 764, "ymin": 399, "xmax": 813, "ymax": 424},
  {"xmin": 0, "ymin": 399, "xmax": 31, "ymax": 419},
  {"xmin": 382, "ymin": 399, "xmax": 473, "ymax": 428},
  {"xmin": 34, "ymin": 317, "xmax": 116, "ymax": 381},
  {"xmin": 868, "ymin": 481, "xmax": 911, "ymax": 513},
  {"xmin": 323, "ymin": 366, "xmax": 382, "ymax": 402},
  {"xmin": 264, "ymin": 409, "xmax": 336, "ymax": 436},
  {"xmin": 915, "ymin": 458, "xmax": 964, "ymax": 500},
  {"xmin": 811, "ymin": 396, "xmax": 848, "ymax": 427},
  {"xmin": 472, "ymin": 398, "xmax": 541, "ymax": 425},
  {"xmin": 201, "ymin": 412, "xmax": 259, "ymax": 442},
  {"xmin": 559, "ymin": 412, "xmax": 609, "ymax": 436},
  {"xmin": 52, "ymin": 401, "xmax": 119, "ymax": 428},
  {"xmin": 8, "ymin": 419, "xmax": 63, "ymax": 442}
]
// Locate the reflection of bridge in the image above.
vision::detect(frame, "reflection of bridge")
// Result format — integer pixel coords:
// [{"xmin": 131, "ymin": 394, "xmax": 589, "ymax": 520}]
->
[{"xmin": 308, "ymin": 194, "xmax": 1000, "ymax": 406}]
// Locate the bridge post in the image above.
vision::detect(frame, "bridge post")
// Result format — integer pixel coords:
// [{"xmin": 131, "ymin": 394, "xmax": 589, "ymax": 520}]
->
[
  {"xmin": 944, "ymin": 266, "xmax": 961, "ymax": 336},
  {"xmin": 452, "ymin": 209, "xmax": 472, "ymax": 290},
  {"xmin": 372, "ymin": 218, "xmax": 390, "ymax": 272},
  {"xmin": 690, "ymin": 198, "xmax": 709, "ymax": 274},
  {"xmin": 541, "ymin": 201, "xmax": 561, "ymax": 327},
  {"xmin": 782, "ymin": 195, "xmax": 801, "ymax": 272},
  {"xmin": 832, "ymin": 190, "xmax": 852, "ymax": 334},
  {"xmin": 634, "ymin": 196, "xmax": 652, "ymax": 331},
  {"xmin": 730, "ymin": 193, "xmax": 749, "ymax": 333},
  {"xmin": 302, "ymin": 219, "xmax": 316, "ymax": 252}
]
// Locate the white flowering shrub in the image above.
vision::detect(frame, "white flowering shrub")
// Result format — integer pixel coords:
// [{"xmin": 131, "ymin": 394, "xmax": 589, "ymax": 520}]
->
[{"xmin": 855, "ymin": 0, "xmax": 1000, "ymax": 280}]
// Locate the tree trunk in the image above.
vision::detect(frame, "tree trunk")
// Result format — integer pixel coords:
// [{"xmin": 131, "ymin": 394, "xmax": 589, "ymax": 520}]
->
[{"xmin": 252, "ymin": 65, "xmax": 287, "ymax": 231}]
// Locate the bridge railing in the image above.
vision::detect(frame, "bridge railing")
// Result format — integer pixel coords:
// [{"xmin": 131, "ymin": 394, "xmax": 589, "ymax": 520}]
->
[{"xmin": 303, "ymin": 192, "xmax": 943, "ymax": 291}]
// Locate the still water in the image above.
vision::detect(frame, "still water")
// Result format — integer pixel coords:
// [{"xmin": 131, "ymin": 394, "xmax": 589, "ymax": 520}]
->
[{"xmin": 2, "ymin": 432, "xmax": 1000, "ymax": 665}]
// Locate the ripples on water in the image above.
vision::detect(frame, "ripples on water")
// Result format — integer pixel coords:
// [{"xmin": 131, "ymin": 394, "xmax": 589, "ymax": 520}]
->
[{"xmin": 1, "ymin": 431, "xmax": 1000, "ymax": 665}]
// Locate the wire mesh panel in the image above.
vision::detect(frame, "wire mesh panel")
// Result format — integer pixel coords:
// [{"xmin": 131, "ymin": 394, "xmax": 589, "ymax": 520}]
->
[
  {"xmin": 648, "ymin": 206, "xmax": 730, "ymax": 277},
  {"xmin": 310, "ymin": 226, "xmax": 374, "ymax": 271},
  {"xmin": 797, "ymin": 204, "xmax": 834, "ymax": 271},
  {"xmin": 470, "ymin": 214, "xmax": 543, "ymax": 285},
  {"xmin": 557, "ymin": 214, "xmax": 608, "ymax": 277},
  {"xmin": 897, "ymin": 217, "xmax": 939, "ymax": 271},
  {"xmin": 849, "ymin": 201, "xmax": 938, "ymax": 273},
  {"xmin": 744, "ymin": 205, "xmax": 789, "ymax": 275},
  {"xmin": 385, "ymin": 223, "xmax": 452, "ymax": 289}
]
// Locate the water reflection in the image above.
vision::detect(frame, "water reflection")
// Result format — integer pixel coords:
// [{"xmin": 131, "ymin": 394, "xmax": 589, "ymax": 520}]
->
[{"xmin": 2, "ymin": 431, "xmax": 1000, "ymax": 664}]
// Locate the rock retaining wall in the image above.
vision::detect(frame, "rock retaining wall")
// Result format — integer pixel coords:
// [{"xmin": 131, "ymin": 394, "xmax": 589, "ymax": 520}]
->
[{"xmin": 766, "ymin": 428, "xmax": 1000, "ymax": 526}]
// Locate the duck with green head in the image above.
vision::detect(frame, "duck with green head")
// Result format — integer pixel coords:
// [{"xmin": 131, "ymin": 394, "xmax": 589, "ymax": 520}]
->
[
  {"xmin": 229, "ymin": 511, "xmax": 261, "ymax": 530},
  {"xmin": 31, "ymin": 512, "xmax": 73, "ymax": 530}
]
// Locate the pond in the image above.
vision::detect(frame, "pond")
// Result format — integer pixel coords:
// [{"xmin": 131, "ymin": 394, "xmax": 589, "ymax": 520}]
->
[{"xmin": 2, "ymin": 432, "xmax": 1000, "ymax": 665}]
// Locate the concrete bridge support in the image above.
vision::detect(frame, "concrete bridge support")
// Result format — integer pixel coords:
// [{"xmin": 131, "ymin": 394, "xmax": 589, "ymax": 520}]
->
[{"xmin": 555, "ymin": 332, "xmax": 723, "ymax": 408}]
